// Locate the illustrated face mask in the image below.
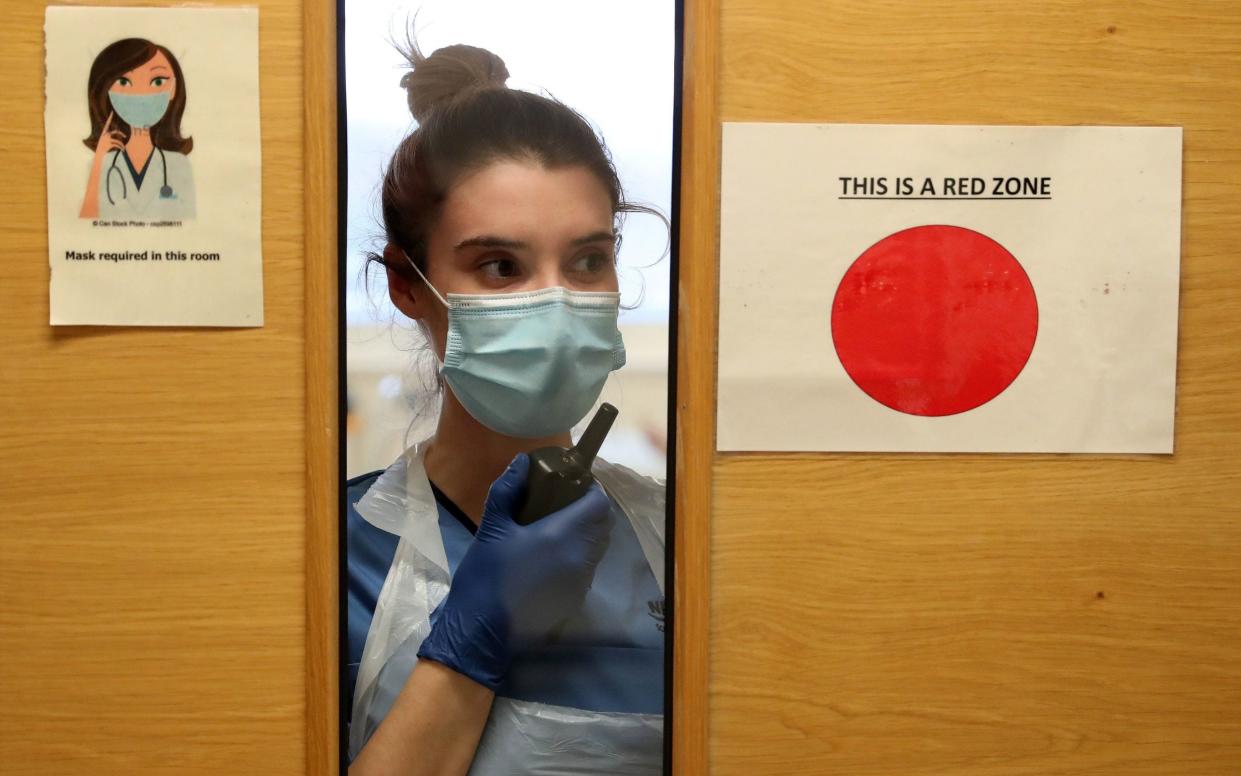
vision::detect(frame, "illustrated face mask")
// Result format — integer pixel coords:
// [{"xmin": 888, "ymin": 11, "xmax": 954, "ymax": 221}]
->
[
  {"xmin": 403, "ymin": 252, "xmax": 627, "ymax": 438},
  {"xmin": 108, "ymin": 91, "xmax": 171, "ymax": 130}
]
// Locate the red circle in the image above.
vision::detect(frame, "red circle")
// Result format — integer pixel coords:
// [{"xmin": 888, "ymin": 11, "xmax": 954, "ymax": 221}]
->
[{"xmin": 831, "ymin": 225, "xmax": 1038, "ymax": 417}]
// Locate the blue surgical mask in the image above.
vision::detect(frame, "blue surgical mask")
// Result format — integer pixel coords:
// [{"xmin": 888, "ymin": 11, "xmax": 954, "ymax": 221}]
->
[
  {"xmin": 108, "ymin": 91, "xmax": 171, "ymax": 129},
  {"xmin": 403, "ymin": 252, "xmax": 626, "ymax": 438}
]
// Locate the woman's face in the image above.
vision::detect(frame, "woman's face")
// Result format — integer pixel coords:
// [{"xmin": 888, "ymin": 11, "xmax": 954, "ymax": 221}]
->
[
  {"xmin": 404, "ymin": 159, "xmax": 619, "ymax": 358},
  {"xmin": 109, "ymin": 51, "xmax": 177, "ymax": 99}
]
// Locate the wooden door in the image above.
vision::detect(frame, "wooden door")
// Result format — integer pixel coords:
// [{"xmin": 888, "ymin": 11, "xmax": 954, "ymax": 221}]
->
[{"xmin": 676, "ymin": 2, "xmax": 1241, "ymax": 773}]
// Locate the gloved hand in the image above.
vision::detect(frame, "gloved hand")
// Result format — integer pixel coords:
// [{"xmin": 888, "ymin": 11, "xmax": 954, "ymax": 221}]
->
[{"xmin": 416, "ymin": 453, "xmax": 615, "ymax": 691}]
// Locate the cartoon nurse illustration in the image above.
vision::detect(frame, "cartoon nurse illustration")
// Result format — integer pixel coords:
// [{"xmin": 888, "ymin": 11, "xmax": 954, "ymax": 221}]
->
[{"xmin": 78, "ymin": 38, "xmax": 196, "ymax": 221}]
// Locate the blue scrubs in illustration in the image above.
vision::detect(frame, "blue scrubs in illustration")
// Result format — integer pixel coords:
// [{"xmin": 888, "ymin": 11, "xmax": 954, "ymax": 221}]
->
[{"xmin": 79, "ymin": 38, "xmax": 196, "ymax": 221}]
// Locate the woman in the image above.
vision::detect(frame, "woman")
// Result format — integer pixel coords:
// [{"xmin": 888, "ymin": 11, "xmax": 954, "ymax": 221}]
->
[
  {"xmin": 79, "ymin": 38, "xmax": 196, "ymax": 221},
  {"xmin": 346, "ymin": 40, "xmax": 666, "ymax": 775}
]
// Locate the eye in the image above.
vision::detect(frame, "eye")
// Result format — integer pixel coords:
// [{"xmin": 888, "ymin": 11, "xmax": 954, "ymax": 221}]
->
[
  {"xmin": 151, "ymin": 77, "xmax": 168, "ymax": 87},
  {"xmin": 478, "ymin": 257, "xmax": 521, "ymax": 280},
  {"xmin": 570, "ymin": 251, "xmax": 612, "ymax": 276},
  {"xmin": 114, "ymin": 77, "xmax": 132, "ymax": 88}
]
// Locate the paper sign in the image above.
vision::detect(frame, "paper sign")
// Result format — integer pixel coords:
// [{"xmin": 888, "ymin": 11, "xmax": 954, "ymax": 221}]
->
[
  {"xmin": 717, "ymin": 123, "xmax": 1182, "ymax": 453},
  {"xmin": 44, "ymin": 6, "xmax": 263, "ymax": 326}
]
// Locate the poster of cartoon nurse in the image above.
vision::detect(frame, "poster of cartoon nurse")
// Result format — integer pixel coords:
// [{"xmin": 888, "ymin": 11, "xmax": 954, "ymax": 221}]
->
[
  {"xmin": 79, "ymin": 38, "xmax": 197, "ymax": 222},
  {"xmin": 44, "ymin": 7, "xmax": 263, "ymax": 326}
]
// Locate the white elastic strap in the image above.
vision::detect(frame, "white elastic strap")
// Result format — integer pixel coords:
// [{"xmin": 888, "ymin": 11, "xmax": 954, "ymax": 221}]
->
[{"xmin": 401, "ymin": 249, "xmax": 450, "ymax": 308}]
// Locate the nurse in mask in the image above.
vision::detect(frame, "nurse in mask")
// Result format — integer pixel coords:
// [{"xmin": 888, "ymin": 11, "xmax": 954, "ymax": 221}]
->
[
  {"xmin": 79, "ymin": 38, "xmax": 197, "ymax": 221},
  {"xmin": 346, "ymin": 40, "xmax": 667, "ymax": 776}
]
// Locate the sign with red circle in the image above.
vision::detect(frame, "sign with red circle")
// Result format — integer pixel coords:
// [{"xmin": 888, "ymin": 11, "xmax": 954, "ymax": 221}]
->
[
  {"xmin": 831, "ymin": 225, "xmax": 1039, "ymax": 417},
  {"xmin": 717, "ymin": 123, "xmax": 1180, "ymax": 453}
]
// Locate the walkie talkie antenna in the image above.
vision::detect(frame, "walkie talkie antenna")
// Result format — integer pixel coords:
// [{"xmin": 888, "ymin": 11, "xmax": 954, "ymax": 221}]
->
[
  {"xmin": 570, "ymin": 403, "xmax": 618, "ymax": 470},
  {"xmin": 515, "ymin": 403, "xmax": 621, "ymax": 525}
]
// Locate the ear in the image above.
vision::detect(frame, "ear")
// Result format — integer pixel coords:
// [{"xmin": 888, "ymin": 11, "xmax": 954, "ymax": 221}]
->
[{"xmin": 383, "ymin": 243, "xmax": 424, "ymax": 321}]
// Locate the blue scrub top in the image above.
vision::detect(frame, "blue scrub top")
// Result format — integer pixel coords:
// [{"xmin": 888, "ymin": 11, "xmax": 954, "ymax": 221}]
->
[{"xmin": 345, "ymin": 468, "xmax": 665, "ymax": 731}]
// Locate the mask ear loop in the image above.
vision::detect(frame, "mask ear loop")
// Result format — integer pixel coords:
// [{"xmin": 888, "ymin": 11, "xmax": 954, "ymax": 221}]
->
[{"xmin": 400, "ymin": 249, "xmax": 450, "ymax": 308}]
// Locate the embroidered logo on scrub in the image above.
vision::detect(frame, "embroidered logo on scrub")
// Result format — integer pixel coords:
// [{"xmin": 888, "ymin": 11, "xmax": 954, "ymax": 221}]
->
[{"xmin": 647, "ymin": 598, "xmax": 665, "ymax": 632}]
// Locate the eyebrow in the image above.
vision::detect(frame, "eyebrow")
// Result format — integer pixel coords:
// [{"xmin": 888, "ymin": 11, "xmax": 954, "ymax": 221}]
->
[
  {"xmin": 570, "ymin": 230, "xmax": 618, "ymax": 247},
  {"xmin": 453, "ymin": 231, "xmax": 616, "ymax": 251},
  {"xmin": 123, "ymin": 67, "xmax": 172, "ymax": 79}
]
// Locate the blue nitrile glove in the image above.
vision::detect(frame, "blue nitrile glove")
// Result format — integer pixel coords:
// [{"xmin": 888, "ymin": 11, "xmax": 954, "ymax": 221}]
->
[{"xmin": 416, "ymin": 453, "xmax": 615, "ymax": 690}]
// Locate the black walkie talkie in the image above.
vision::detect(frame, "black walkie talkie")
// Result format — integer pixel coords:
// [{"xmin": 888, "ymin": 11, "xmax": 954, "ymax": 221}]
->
[{"xmin": 515, "ymin": 403, "xmax": 619, "ymax": 525}]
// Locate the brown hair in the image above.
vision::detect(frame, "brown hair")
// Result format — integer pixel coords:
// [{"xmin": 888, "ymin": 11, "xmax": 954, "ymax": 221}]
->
[
  {"xmin": 82, "ymin": 38, "xmax": 193, "ymax": 154},
  {"xmin": 370, "ymin": 37, "xmax": 662, "ymax": 283}
]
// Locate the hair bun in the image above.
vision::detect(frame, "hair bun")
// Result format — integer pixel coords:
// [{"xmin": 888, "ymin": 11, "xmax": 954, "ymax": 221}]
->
[{"xmin": 399, "ymin": 43, "xmax": 509, "ymax": 123}]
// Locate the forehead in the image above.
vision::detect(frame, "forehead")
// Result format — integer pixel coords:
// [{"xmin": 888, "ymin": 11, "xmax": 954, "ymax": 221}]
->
[
  {"xmin": 435, "ymin": 160, "xmax": 613, "ymax": 241},
  {"xmin": 127, "ymin": 50, "xmax": 172, "ymax": 74}
]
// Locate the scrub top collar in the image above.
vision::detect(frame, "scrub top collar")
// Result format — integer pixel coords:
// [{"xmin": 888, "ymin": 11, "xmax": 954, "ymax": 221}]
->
[
  {"xmin": 120, "ymin": 149, "xmax": 153, "ymax": 190},
  {"xmin": 427, "ymin": 480, "xmax": 478, "ymax": 536}
]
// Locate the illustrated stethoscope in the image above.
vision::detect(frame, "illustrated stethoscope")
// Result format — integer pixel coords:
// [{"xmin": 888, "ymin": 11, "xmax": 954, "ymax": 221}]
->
[{"xmin": 105, "ymin": 147, "xmax": 175, "ymax": 205}]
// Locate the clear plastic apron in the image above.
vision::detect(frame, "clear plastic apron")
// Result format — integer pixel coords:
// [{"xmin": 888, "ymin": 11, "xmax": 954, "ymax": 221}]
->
[{"xmin": 349, "ymin": 441, "xmax": 666, "ymax": 773}]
